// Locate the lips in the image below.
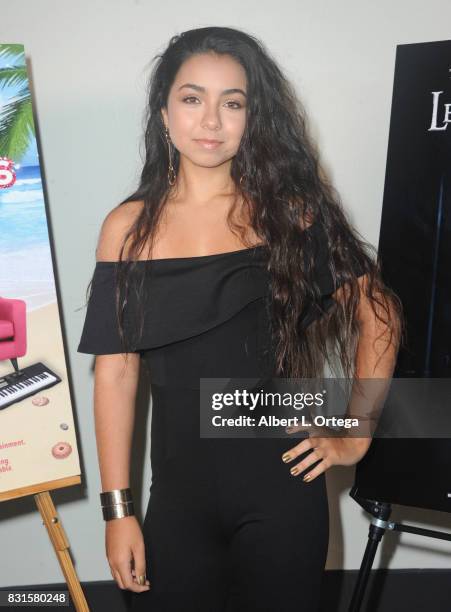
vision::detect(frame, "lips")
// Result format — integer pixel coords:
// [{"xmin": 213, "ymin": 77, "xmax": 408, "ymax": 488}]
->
[
  {"xmin": 194, "ymin": 138, "xmax": 223, "ymax": 150},
  {"xmin": 194, "ymin": 139, "xmax": 222, "ymax": 144}
]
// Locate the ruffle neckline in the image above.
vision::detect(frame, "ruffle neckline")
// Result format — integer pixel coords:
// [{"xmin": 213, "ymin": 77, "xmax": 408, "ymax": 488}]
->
[
  {"xmin": 77, "ymin": 245, "xmax": 271, "ymax": 354},
  {"xmin": 95, "ymin": 243, "xmax": 267, "ymax": 266}
]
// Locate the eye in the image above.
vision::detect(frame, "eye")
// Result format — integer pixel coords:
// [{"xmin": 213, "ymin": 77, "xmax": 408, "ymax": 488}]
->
[
  {"xmin": 225, "ymin": 100, "xmax": 243, "ymax": 109},
  {"xmin": 182, "ymin": 96, "xmax": 200, "ymax": 104}
]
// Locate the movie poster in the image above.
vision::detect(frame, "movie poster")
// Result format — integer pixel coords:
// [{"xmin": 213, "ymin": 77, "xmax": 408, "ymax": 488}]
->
[
  {"xmin": 378, "ymin": 39, "xmax": 451, "ymax": 378},
  {"xmin": 0, "ymin": 44, "xmax": 81, "ymax": 497},
  {"xmin": 354, "ymin": 39, "xmax": 451, "ymax": 514}
]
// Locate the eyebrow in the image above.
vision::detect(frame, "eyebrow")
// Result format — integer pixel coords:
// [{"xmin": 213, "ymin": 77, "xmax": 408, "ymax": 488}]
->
[{"xmin": 177, "ymin": 83, "xmax": 247, "ymax": 98}]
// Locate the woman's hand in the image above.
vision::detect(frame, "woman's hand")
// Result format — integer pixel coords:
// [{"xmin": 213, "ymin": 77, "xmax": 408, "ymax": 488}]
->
[
  {"xmin": 281, "ymin": 424, "xmax": 372, "ymax": 482},
  {"xmin": 105, "ymin": 515, "xmax": 151, "ymax": 593}
]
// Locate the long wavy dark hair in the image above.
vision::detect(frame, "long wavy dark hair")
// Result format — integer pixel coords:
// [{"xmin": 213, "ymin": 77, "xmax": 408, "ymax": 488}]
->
[{"xmin": 88, "ymin": 25, "xmax": 404, "ymax": 378}]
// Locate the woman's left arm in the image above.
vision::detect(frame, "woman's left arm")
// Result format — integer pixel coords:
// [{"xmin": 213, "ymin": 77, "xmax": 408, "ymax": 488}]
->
[{"xmin": 281, "ymin": 274, "xmax": 401, "ymax": 481}]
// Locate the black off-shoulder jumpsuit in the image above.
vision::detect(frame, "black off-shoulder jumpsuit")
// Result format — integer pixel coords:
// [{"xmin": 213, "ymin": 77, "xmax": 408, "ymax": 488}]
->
[{"xmin": 77, "ymin": 222, "xmax": 356, "ymax": 611}]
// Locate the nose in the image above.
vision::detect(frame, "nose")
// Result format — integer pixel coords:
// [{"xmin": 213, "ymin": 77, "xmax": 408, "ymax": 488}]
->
[{"xmin": 201, "ymin": 103, "xmax": 222, "ymax": 131}]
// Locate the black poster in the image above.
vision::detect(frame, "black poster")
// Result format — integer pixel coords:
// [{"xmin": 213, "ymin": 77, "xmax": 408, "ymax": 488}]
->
[
  {"xmin": 355, "ymin": 40, "xmax": 451, "ymax": 513},
  {"xmin": 378, "ymin": 39, "xmax": 451, "ymax": 378}
]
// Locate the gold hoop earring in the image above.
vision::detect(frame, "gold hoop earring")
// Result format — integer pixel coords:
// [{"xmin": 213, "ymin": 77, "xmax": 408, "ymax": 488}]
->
[{"xmin": 165, "ymin": 126, "xmax": 177, "ymax": 186}]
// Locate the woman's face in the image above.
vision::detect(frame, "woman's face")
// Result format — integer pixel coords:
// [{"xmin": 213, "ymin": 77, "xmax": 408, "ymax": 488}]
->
[{"xmin": 161, "ymin": 52, "xmax": 248, "ymax": 168}]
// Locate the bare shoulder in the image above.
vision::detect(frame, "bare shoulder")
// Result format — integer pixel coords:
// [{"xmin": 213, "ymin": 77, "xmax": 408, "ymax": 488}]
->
[{"xmin": 96, "ymin": 200, "xmax": 144, "ymax": 262}]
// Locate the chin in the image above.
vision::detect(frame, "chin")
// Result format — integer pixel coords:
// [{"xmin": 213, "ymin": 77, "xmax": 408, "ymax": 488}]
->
[
  {"xmin": 197, "ymin": 159, "xmax": 230, "ymax": 168},
  {"xmin": 186, "ymin": 152, "xmax": 233, "ymax": 167}
]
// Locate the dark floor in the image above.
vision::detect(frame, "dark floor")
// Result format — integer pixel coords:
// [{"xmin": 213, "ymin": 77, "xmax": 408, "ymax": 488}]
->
[{"xmin": 2, "ymin": 569, "xmax": 451, "ymax": 611}]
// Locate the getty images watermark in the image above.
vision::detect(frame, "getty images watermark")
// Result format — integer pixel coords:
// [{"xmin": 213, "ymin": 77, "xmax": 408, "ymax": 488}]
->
[
  {"xmin": 210, "ymin": 386, "xmax": 358, "ymax": 429},
  {"xmin": 199, "ymin": 377, "xmax": 451, "ymax": 439}
]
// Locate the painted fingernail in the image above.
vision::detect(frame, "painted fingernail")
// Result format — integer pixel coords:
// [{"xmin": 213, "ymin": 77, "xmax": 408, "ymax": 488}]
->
[
  {"xmin": 303, "ymin": 473, "xmax": 311, "ymax": 482},
  {"xmin": 282, "ymin": 453, "xmax": 291, "ymax": 463},
  {"xmin": 137, "ymin": 575, "xmax": 146, "ymax": 586},
  {"xmin": 290, "ymin": 466, "xmax": 299, "ymax": 475}
]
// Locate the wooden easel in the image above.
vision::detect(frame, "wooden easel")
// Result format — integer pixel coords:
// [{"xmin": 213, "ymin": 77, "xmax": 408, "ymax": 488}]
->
[{"xmin": 0, "ymin": 475, "xmax": 89, "ymax": 611}]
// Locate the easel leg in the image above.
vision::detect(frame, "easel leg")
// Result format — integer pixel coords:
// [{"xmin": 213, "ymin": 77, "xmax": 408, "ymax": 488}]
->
[
  {"xmin": 348, "ymin": 505, "xmax": 392, "ymax": 612},
  {"xmin": 34, "ymin": 491, "xmax": 89, "ymax": 612}
]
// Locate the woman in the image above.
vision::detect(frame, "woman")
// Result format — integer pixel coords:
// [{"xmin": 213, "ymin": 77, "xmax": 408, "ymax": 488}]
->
[{"xmin": 77, "ymin": 26, "xmax": 402, "ymax": 611}]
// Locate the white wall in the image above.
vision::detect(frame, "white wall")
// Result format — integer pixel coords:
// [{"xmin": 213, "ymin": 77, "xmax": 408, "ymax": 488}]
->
[{"xmin": 1, "ymin": 0, "xmax": 450, "ymax": 588}]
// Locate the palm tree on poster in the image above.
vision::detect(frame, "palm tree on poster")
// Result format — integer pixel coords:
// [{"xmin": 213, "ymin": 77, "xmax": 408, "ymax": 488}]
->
[{"xmin": 0, "ymin": 44, "xmax": 34, "ymax": 161}]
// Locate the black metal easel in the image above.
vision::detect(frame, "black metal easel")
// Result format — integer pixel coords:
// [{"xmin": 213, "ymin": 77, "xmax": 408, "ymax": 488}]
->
[{"xmin": 347, "ymin": 487, "xmax": 451, "ymax": 611}]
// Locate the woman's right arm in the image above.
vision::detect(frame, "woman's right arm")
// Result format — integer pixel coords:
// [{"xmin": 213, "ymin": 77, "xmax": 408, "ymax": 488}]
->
[
  {"xmin": 93, "ymin": 202, "xmax": 150, "ymax": 593},
  {"xmin": 94, "ymin": 353, "xmax": 150, "ymax": 592}
]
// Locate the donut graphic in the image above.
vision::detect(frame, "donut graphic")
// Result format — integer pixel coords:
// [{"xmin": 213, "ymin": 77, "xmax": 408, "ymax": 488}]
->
[
  {"xmin": 32, "ymin": 396, "xmax": 49, "ymax": 406},
  {"xmin": 51, "ymin": 442, "xmax": 72, "ymax": 459}
]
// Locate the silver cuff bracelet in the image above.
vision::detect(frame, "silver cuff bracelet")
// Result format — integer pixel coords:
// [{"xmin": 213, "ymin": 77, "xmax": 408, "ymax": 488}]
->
[{"xmin": 100, "ymin": 488, "xmax": 135, "ymax": 521}]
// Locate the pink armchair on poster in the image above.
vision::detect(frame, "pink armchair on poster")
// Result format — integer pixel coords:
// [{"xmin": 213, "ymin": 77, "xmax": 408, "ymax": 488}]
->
[
  {"xmin": 0, "ymin": 297, "xmax": 27, "ymax": 378},
  {"xmin": 0, "ymin": 297, "xmax": 61, "ymax": 412}
]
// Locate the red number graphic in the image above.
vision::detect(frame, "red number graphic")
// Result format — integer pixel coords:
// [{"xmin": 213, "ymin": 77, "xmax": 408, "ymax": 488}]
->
[{"xmin": 0, "ymin": 157, "xmax": 17, "ymax": 189}]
